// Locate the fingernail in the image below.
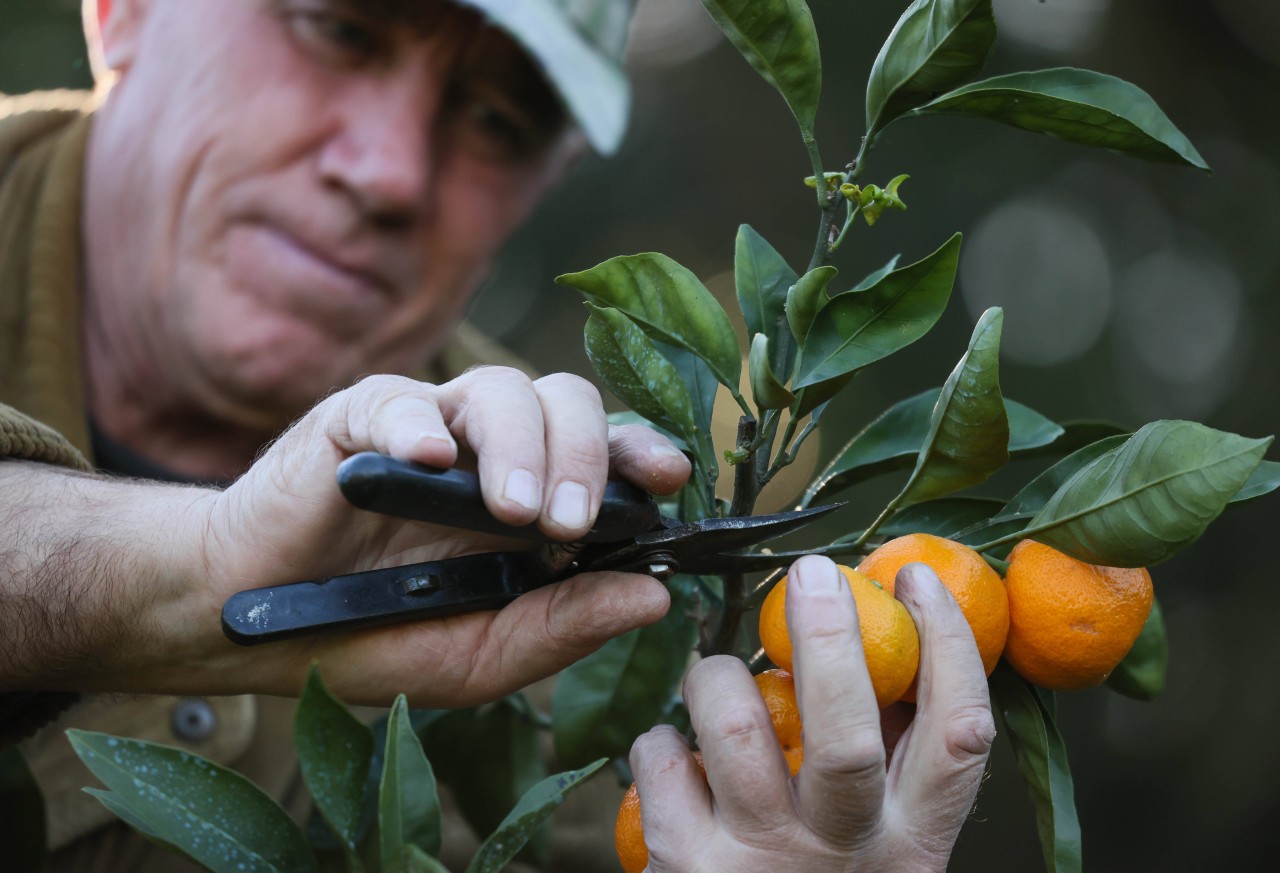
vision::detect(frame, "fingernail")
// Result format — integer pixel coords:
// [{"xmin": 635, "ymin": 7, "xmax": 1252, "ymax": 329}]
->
[
  {"xmin": 504, "ymin": 469, "xmax": 541, "ymax": 511},
  {"xmin": 649, "ymin": 443, "xmax": 686, "ymax": 459},
  {"xmin": 901, "ymin": 563, "xmax": 943, "ymax": 602},
  {"xmin": 792, "ymin": 556, "xmax": 842, "ymax": 593},
  {"xmin": 413, "ymin": 431, "xmax": 453, "ymax": 453},
  {"xmin": 550, "ymin": 481, "xmax": 590, "ymax": 530}
]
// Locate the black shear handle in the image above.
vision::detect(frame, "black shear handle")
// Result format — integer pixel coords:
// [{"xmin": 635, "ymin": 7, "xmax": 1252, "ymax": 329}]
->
[
  {"xmin": 221, "ymin": 552, "xmax": 547, "ymax": 645},
  {"xmin": 337, "ymin": 452, "xmax": 663, "ymax": 543}
]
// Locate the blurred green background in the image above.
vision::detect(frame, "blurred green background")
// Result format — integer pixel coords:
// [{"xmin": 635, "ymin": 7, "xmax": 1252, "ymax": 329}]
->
[{"xmin": 5, "ymin": 0, "xmax": 1278, "ymax": 869}]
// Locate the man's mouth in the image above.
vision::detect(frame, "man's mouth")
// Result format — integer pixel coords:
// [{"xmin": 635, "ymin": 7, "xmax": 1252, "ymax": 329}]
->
[{"xmin": 225, "ymin": 221, "xmax": 398, "ymax": 329}]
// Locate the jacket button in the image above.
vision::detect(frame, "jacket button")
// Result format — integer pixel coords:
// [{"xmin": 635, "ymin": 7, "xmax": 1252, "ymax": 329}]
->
[{"xmin": 170, "ymin": 698, "xmax": 218, "ymax": 742}]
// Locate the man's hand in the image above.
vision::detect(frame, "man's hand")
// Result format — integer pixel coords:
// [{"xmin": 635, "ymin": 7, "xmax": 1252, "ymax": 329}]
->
[
  {"xmin": 629, "ymin": 555, "xmax": 995, "ymax": 873},
  {"xmin": 0, "ymin": 370, "xmax": 690, "ymax": 706}
]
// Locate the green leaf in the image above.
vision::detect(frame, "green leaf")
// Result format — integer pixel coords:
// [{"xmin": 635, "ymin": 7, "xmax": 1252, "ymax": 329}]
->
[
  {"xmin": 801, "ymin": 389, "xmax": 1059, "ymax": 507},
  {"xmin": 749, "ymin": 333, "xmax": 796, "ymax": 410},
  {"xmin": 844, "ymin": 254, "xmax": 902, "ymax": 294},
  {"xmin": 989, "ymin": 667, "xmax": 1083, "ymax": 873},
  {"xmin": 379, "ymin": 696, "xmax": 442, "ymax": 866},
  {"xmin": 1106, "ymin": 596, "xmax": 1167, "ymax": 701},
  {"xmin": 865, "ymin": 0, "xmax": 996, "ymax": 134},
  {"xmin": 735, "ymin": 224, "xmax": 800, "ymax": 378},
  {"xmin": 785, "ymin": 264, "xmax": 838, "ymax": 344},
  {"xmin": 914, "ymin": 68, "xmax": 1210, "ymax": 171},
  {"xmin": 1, "ymin": 747, "xmax": 45, "ymax": 873},
  {"xmin": 998, "ymin": 435, "xmax": 1132, "ymax": 522},
  {"xmin": 421, "ymin": 697, "xmax": 547, "ymax": 867},
  {"xmin": 387, "ymin": 844, "xmax": 451, "ymax": 873},
  {"xmin": 1232, "ymin": 459, "xmax": 1280, "ymax": 503},
  {"xmin": 464, "ymin": 759, "xmax": 608, "ymax": 873},
  {"xmin": 1019, "ymin": 421, "xmax": 1271, "ymax": 566},
  {"xmin": 791, "ymin": 371, "xmax": 857, "ymax": 420},
  {"xmin": 653, "ymin": 340, "xmax": 719, "ymax": 447},
  {"xmin": 893, "ymin": 307, "xmax": 1009, "ymax": 507},
  {"xmin": 69, "ymin": 730, "xmax": 318, "ymax": 873},
  {"xmin": 1020, "ymin": 420, "xmax": 1130, "ymax": 460},
  {"xmin": 584, "ymin": 305, "xmax": 700, "ymax": 453},
  {"xmin": 295, "ymin": 665, "xmax": 374, "ymax": 851},
  {"xmin": 876, "ymin": 496, "xmax": 1005, "ymax": 539},
  {"xmin": 553, "ymin": 576, "xmax": 699, "ymax": 768},
  {"xmin": 791, "ymin": 233, "xmax": 962, "ymax": 389},
  {"xmin": 955, "ymin": 434, "xmax": 1130, "ymax": 555},
  {"xmin": 558, "ymin": 253, "xmax": 742, "ymax": 392},
  {"xmin": 698, "ymin": 0, "xmax": 822, "ymax": 131}
]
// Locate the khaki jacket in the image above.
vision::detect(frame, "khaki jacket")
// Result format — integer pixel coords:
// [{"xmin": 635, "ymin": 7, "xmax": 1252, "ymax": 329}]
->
[{"xmin": 0, "ymin": 92, "xmax": 620, "ymax": 873}]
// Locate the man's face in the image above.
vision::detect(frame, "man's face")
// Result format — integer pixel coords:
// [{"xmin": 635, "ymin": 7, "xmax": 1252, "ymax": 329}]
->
[{"xmin": 89, "ymin": 0, "xmax": 583, "ymax": 430}]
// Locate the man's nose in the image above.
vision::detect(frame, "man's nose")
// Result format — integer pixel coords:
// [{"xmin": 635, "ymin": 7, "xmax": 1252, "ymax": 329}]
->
[{"xmin": 318, "ymin": 63, "xmax": 439, "ymax": 225}]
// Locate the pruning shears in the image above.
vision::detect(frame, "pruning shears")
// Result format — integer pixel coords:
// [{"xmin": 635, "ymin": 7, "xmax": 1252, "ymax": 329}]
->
[{"xmin": 221, "ymin": 452, "xmax": 840, "ymax": 645}]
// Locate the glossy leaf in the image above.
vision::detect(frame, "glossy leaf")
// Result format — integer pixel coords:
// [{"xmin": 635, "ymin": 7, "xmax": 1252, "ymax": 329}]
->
[
  {"xmin": 990, "ymin": 667, "xmax": 1083, "ymax": 873},
  {"xmin": 558, "ymin": 253, "xmax": 742, "ymax": 391},
  {"xmin": 736, "ymin": 224, "xmax": 800, "ymax": 377},
  {"xmin": 1, "ymin": 748, "xmax": 45, "ymax": 873},
  {"xmin": 464, "ymin": 759, "xmax": 608, "ymax": 873},
  {"xmin": 553, "ymin": 576, "xmax": 699, "ymax": 768},
  {"xmin": 842, "ymin": 254, "xmax": 902, "ymax": 294},
  {"xmin": 954, "ymin": 434, "xmax": 1130, "ymax": 553},
  {"xmin": 387, "ymin": 844, "xmax": 451, "ymax": 873},
  {"xmin": 1020, "ymin": 421, "xmax": 1271, "ymax": 566},
  {"xmin": 915, "ymin": 68, "xmax": 1210, "ymax": 171},
  {"xmin": 295, "ymin": 665, "xmax": 374, "ymax": 851},
  {"xmin": 654, "ymin": 340, "xmax": 719, "ymax": 445},
  {"xmin": 1232, "ymin": 459, "xmax": 1280, "ymax": 503},
  {"xmin": 791, "ymin": 234, "xmax": 961, "ymax": 389},
  {"xmin": 998, "ymin": 435, "xmax": 1131, "ymax": 521},
  {"xmin": 698, "ymin": 0, "xmax": 822, "ymax": 131},
  {"xmin": 1020, "ymin": 420, "xmax": 1130, "ymax": 460},
  {"xmin": 584, "ymin": 305, "xmax": 699, "ymax": 452},
  {"xmin": 749, "ymin": 333, "xmax": 796, "ymax": 410},
  {"xmin": 792, "ymin": 371, "xmax": 857, "ymax": 420},
  {"xmin": 379, "ymin": 696, "xmax": 442, "ymax": 866},
  {"xmin": 865, "ymin": 0, "xmax": 996, "ymax": 134},
  {"xmin": 421, "ymin": 697, "xmax": 547, "ymax": 867},
  {"xmin": 785, "ymin": 265, "xmax": 838, "ymax": 344},
  {"xmin": 1106, "ymin": 596, "xmax": 1167, "ymax": 701},
  {"xmin": 802, "ymin": 388, "xmax": 1060, "ymax": 506},
  {"xmin": 876, "ymin": 496, "xmax": 1005, "ymax": 538},
  {"xmin": 70, "ymin": 730, "xmax": 318, "ymax": 873},
  {"xmin": 894, "ymin": 307, "xmax": 1009, "ymax": 507}
]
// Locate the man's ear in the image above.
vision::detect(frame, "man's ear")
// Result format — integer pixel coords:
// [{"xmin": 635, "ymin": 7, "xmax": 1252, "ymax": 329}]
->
[{"xmin": 89, "ymin": 0, "xmax": 150, "ymax": 73}]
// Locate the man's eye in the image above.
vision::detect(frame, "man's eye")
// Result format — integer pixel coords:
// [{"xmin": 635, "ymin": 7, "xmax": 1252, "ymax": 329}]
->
[
  {"xmin": 451, "ymin": 93, "xmax": 543, "ymax": 162},
  {"xmin": 288, "ymin": 12, "xmax": 381, "ymax": 65}
]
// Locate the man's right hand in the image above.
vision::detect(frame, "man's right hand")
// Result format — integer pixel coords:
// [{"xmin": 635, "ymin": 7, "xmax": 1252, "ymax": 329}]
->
[{"xmin": 0, "ymin": 369, "xmax": 691, "ymax": 707}]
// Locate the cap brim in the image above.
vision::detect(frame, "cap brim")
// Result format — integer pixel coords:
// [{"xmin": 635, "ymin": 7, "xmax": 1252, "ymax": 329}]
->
[{"xmin": 455, "ymin": 0, "xmax": 630, "ymax": 155}]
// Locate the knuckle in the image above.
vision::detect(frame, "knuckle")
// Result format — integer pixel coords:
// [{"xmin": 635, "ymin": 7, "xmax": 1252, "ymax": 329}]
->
[
  {"xmin": 942, "ymin": 705, "xmax": 997, "ymax": 761},
  {"xmin": 536, "ymin": 372, "xmax": 602, "ymax": 405},
  {"xmin": 632, "ymin": 735, "xmax": 689, "ymax": 777},
  {"xmin": 703, "ymin": 703, "xmax": 774, "ymax": 746},
  {"xmin": 805, "ymin": 731, "xmax": 886, "ymax": 779},
  {"xmin": 473, "ymin": 365, "xmax": 534, "ymax": 391}
]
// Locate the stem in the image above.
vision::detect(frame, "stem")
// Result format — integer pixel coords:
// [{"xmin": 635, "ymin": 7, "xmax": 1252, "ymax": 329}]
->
[
  {"xmin": 728, "ymin": 417, "xmax": 761, "ymax": 517},
  {"xmin": 851, "ymin": 488, "xmax": 905, "ymax": 550},
  {"xmin": 830, "ymin": 202, "xmax": 862, "ymax": 253},
  {"xmin": 974, "ymin": 528, "xmax": 1032, "ymax": 554},
  {"xmin": 701, "ymin": 417, "xmax": 761, "ymax": 657},
  {"xmin": 983, "ymin": 554, "xmax": 1011, "ymax": 575},
  {"xmin": 803, "ymin": 128, "xmax": 826, "ymax": 209},
  {"xmin": 849, "ymin": 131, "xmax": 876, "ymax": 183}
]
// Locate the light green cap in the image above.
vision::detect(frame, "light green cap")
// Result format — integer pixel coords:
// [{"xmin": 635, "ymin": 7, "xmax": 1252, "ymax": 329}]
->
[{"xmin": 454, "ymin": 0, "xmax": 636, "ymax": 155}]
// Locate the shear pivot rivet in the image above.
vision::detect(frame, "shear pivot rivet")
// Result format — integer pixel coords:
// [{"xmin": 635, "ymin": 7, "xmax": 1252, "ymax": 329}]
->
[{"xmin": 402, "ymin": 574, "xmax": 441, "ymax": 595}]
